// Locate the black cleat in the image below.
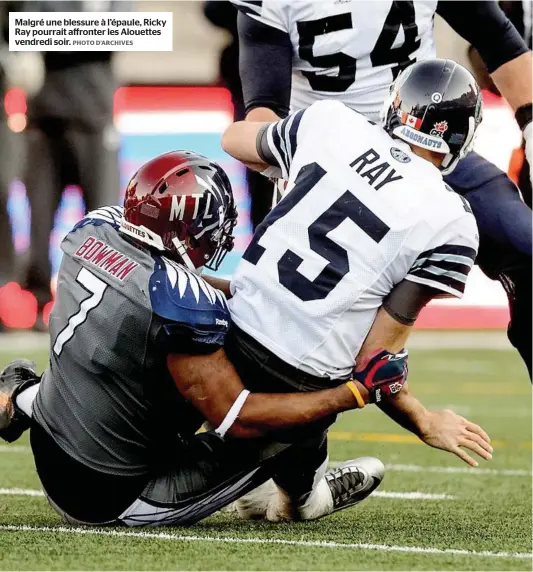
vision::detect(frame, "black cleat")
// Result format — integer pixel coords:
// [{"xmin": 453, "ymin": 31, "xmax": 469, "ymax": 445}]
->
[
  {"xmin": 0, "ymin": 359, "xmax": 39, "ymax": 443},
  {"xmin": 326, "ymin": 457, "xmax": 385, "ymax": 512}
]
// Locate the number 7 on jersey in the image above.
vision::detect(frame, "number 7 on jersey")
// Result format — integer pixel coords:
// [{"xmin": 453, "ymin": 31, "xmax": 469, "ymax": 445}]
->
[{"xmin": 53, "ymin": 268, "xmax": 108, "ymax": 356}]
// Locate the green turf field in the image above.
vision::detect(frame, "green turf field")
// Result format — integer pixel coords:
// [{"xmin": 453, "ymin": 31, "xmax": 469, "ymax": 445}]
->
[{"xmin": 0, "ymin": 340, "xmax": 531, "ymax": 571}]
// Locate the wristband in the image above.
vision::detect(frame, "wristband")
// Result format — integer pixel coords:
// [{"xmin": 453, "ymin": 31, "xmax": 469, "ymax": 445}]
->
[
  {"xmin": 215, "ymin": 389, "xmax": 250, "ymax": 438},
  {"xmin": 346, "ymin": 381, "xmax": 365, "ymax": 409},
  {"xmin": 515, "ymin": 103, "xmax": 532, "ymax": 131}
]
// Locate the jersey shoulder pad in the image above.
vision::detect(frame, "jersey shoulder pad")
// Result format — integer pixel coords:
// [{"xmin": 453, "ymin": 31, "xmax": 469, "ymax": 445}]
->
[
  {"xmin": 150, "ymin": 256, "xmax": 230, "ymax": 337},
  {"xmin": 71, "ymin": 206, "xmax": 124, "ymax": 233}
]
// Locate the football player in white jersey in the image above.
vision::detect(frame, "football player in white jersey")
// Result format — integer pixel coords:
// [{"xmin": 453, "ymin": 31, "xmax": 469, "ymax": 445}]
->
[
  {"xmin": 234, "ymin": 0, "xmax": 533, "ymax": 378},
  {"xmin": 221, "ymin": 60, "xmax": 495, "ymax": 520}
]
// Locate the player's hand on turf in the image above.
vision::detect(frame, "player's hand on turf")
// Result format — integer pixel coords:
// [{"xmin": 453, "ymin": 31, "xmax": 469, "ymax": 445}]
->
[{"xmin": 418, "ymin": 409, "xmax": 493, "ymax": 467}]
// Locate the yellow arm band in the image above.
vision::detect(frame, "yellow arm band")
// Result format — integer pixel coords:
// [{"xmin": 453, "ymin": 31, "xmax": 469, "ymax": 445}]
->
[{"xmin": 346, "ymin": 381, "xmax": 365, "ymax": 409}]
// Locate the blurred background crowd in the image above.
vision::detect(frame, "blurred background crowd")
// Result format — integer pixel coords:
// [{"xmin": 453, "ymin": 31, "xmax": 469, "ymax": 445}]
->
[{"xmin": 0, "ymin": 0, "xmax": 530, "ymax": 332}]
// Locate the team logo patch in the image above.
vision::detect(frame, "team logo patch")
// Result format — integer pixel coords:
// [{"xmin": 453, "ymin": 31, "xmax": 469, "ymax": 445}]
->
[
  {"xmin": 431, "ymin": 92, "xmax": 443, "ymax": 103},
  {"xmin": 390, "ymin": 147, "xmax": 411, "ymax": 164},
  {"xmin": 430, "ymin": 120, "xmax": 448, "ymax": 138}
]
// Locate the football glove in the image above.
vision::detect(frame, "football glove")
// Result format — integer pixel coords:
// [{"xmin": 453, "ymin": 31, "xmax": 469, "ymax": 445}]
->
[{"xmin": 352, "ymin": 348, "xmax": 408, "ymax": 404}]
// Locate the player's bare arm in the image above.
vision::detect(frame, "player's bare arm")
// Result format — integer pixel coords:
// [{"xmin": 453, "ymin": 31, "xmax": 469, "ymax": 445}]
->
[
  {"xmin": 356, "ymin": 283, "xmax": 492, "ymax": 467},
  {"xmin": 221, "ymin": 121, "xmax": 270, "ymax": 172},
  {"xmin": 167, "ymin": 349, "xmax": 369, "ymax": 439}
]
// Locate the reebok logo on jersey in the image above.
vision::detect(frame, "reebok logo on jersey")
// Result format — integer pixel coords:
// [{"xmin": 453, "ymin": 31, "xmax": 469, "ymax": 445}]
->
[
  {"xmin": 75, "ymin": 236, "xmax": 139, "ymax": 281},
  {"xmin": 216, "ymin": 318, "xmax": 229, "ymax": 328}
]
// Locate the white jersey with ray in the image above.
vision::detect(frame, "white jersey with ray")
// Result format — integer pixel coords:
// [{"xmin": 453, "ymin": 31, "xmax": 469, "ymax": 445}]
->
[{"xmin": 229, "ymin": 101, "xmax": 479, "ymax": 380}]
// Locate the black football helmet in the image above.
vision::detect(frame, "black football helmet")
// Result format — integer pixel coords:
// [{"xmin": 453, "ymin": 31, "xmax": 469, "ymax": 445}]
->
[{"xmin": 381, "ymin": 59, "xmax": 483, "ymax": 174}]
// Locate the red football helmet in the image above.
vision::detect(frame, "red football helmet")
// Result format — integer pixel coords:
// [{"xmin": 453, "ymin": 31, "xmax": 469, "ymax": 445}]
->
[{"xmin": 120, "ymin": 151, "xmax": 237, "ymax": 271}]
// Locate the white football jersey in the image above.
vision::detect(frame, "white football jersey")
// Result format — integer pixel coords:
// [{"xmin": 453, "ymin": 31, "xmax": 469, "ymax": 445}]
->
[
  {"xmin": 233, "ymin": 0, "xmax": 438, "ymax": 120},
  {"xmin": 229, "ymin": 101, "xmax": 479, "ymax": 379}
]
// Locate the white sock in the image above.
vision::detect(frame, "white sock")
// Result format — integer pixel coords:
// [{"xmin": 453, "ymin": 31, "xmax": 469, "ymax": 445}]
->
[
  {"xmin": 15, "ymin": 384, "xmax": 39, "ymax": 417},
  {"xmin": 266, "ymin": 456, "xmax": 333, "ymax": 522},
  {"xmin": 297, "ymin": 478, "xmax": 334, "ymax": 520}
]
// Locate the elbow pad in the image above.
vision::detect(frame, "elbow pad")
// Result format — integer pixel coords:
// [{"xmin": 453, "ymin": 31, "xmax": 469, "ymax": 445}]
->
[{"xmin": 353, "ymin": 348, "xmax": 408, "ymax": 403}]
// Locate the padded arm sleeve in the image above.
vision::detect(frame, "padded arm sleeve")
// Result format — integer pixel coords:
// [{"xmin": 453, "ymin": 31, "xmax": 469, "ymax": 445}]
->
[
  {"xmin": 237, "ymin": 11, "xmax": 293, "ymax": 117},
  {"xmin": 383, "ymin": 281, "xmax": 444, "ymax": 326},
  {"xmin": 437, "ymin": 1, "xmax": 529, "ymax": 73},
  {"xmin": 256, "ymin": 110, "xmax": 305, "ymax": 178}
]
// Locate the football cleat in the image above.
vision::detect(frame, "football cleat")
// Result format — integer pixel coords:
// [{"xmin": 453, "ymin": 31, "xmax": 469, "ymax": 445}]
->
[
  {"xmin": 0, "ymin": 359, "xmax": 39, "ymax": 443},
  {"xmin": 326, "ymin": 457, "xmax": 385, "ymax": 513},
  {"xmin": 236, "ymin": 457, "xmax": 385, "ymax": 522}
]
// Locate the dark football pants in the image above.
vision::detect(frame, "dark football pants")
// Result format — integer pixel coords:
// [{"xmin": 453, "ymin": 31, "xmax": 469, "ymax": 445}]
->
[
  {"xmin": 23, "ymin": 121, "xmax": 120, "ymax": 307},
  {"xmin": 444, "ymin": 152, "xmax": 532, "ymax": 379},
  {"xmin": 34, "ymin": 412, "xmax": 328, "ymax": 527},
  {"xmin": 116, "ymin": 431, "xmax": 327, "ymax": 527},
  {"xmin": 42, "ymin": 429, "xmax": 327, "ymax": 528}
]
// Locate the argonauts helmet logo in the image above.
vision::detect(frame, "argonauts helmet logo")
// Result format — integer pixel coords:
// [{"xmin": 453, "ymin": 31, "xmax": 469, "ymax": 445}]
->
[{"xmin": 390, "ymin": 147, "xmax": 411, "ymax": 164}]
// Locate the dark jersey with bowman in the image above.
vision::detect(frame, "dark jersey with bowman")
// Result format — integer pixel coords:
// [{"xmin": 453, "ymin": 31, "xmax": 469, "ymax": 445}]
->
[{"xmin": 33, "ymin": 206, "xmax": 230, "ymax": 478}]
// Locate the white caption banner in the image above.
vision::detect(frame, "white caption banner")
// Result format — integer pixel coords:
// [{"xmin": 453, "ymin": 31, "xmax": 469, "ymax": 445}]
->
[{"xmin": 9, "ymin": 12, "xmax": 173, "ymax": 52}]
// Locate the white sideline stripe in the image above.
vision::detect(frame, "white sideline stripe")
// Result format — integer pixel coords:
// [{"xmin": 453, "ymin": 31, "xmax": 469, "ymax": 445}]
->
[
  {"xmin": 0, "ymin": 488, "xmax": 453, "ymax": 501},
  {"xmin": 386, "ymin": 463, "xmax": 532, "ymax": 477},
  {"xmin": 0, "ymin": 488, "xmax": 44, "ymax": 496},
  {"xmin": 371, "ymin": 491, "xmax": 453, "ymax": 500},
  {"xmin": 329, "ymin": 461, "xmax": 532, "ymax": 477},
  {"xmin": 0, "ymin": 525, "xmax": 530, "ymax": 560},
  {"xmin": 0, "ymin": 446, "xmax": 30, "ymax": 453}
]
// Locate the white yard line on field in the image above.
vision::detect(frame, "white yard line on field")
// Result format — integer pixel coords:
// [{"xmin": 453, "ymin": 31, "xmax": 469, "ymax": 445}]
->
[
  {"xmin": 0, "ymin": 524, "xmax": 530, "ymax": 560},
  {"xmin": 371, "ymin": 491, "xmax": 453, "ymax": 500},
  {"xmin": 0, "ymin": 445, "xmax": 30, "ymax": 453},
  {"xmin": 0, "ymin": 488, "xmax": 454, "ymax": 501},
  {"xmin": 385, "ymin": 463, "xmax": 532, "ymax": 477},
  {"xmin": 0, "ymin": 488, "xmax": 44, "ymax": 497}
]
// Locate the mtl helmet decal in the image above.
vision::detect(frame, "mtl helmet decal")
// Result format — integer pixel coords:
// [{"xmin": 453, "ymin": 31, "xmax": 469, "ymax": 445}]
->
[{"xmin": 430, "ymin": 121, "xmax": 449, "ymax": 137}]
